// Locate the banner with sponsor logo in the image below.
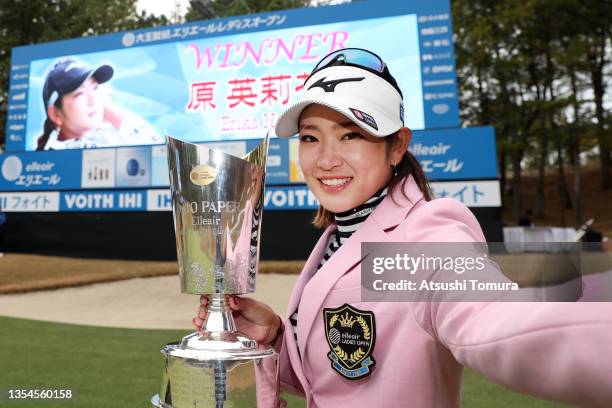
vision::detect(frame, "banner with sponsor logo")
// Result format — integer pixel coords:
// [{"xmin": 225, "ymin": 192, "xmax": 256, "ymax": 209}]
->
[
  {"xmin": 0, "ymin": 150, "xmax": 81, "ymax": 191},
  {"xmin": 115, "ymin": 147, "xmax": 151, "ymax": 187},
  {"xmin": 0, "ymin": 181, "xmax": 500, "ymax": 213},
  {"xmin": 0, "ymin": 127, "xmax": 498, "ymax": 194},
  {"xmin": 0, "ymin": 191, "xmax": 60, "ymax": 212},
  {"xmin": 409, "ymin": 126, "xmax": 497, "ymax": 180},
  {"xmin": 60, "ymin": 190, "xmax": 146, "ymax": 212},
  {"xmin": 7, "ymin": 0, "xmax": 458, "ymax": 152}
]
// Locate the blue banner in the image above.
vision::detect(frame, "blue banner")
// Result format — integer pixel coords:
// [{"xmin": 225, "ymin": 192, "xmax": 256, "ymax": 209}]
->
[
  {"xmin": 261, "ymin": 138, "xmax": 290, "ymax": 185},
  {"xmin": 410, "ymin": 126, "xmax": 498, "ymax": 180},
  {"xmin": 0, "ymin": 150, "xmax": 81, "ymax": 191},
  {"xmin": 60, "ymin": 190, "xmax": 146, "ymax": 211},
  {"xmin": 419, "ymin": 12, "xmax": 459, "ymax": 129},
  {"xmin": 264, "ymin": 185, "xmax": 318, "ymax": 210},
  {"xmin": 0, "ymin": 127, "xmax": 498, "ymax": 192}
]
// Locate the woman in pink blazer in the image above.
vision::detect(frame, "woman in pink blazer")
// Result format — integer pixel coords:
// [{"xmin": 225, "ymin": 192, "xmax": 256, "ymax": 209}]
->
[{"xmin": 195, "ymin": 49, "xmax": 612, "ymax": 407}]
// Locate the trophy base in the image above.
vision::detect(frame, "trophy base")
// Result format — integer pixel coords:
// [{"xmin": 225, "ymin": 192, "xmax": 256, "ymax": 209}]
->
[
  {"xmin": 153, "ymin": 339, "xmax": 278, "ymax": 408},
  {"xmin": 153, "ymin": 296, "xmax": 279, "ymax": 407},
  {"xmin": 176, "ymin": 330, "xmax": 257, "ymax": 355}
]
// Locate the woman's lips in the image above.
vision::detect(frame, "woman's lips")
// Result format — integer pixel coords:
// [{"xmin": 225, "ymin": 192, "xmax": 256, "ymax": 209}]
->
[{"xmin": 318, "ymin": 177, "xmax": 353, "ymax": 192}]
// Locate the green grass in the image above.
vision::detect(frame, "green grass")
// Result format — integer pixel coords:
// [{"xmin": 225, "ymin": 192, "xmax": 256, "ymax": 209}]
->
[
  {"xmin": 0, "ymin": 316, "xmax": 305, "ymax": 408},
  {"xmin": 0, "ymin": 317, "xmax": 567, "ymax": 407},
  {"xmin": 461, "ymin": 371, "xmax": 568, "ymax": 408}
]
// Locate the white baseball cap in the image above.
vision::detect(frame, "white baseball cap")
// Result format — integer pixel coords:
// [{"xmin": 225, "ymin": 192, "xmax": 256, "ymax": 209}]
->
[{"xmin": 275, "ymin": 49, "xmax": 404, "ymax": 138}]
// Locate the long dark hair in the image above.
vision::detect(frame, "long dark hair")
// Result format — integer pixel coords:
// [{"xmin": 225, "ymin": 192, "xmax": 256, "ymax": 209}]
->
[
  {"xmin": 312, "ymin": 131, "xmax": 432, "ymax": 228},
  {"xmin": 36, "ymin": 100, "xmax": 62, "ymax": 151}
]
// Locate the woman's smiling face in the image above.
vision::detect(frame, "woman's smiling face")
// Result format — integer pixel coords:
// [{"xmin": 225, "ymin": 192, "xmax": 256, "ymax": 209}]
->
[{"xmin": 298, "ymin": 104, "xmax": 399, "ymax": 213}]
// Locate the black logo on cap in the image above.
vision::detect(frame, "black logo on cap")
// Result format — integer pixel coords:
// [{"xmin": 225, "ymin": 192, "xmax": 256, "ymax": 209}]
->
[{"xmin": 308, "ymin": 76, "xmax": 364, "ymax": 93}]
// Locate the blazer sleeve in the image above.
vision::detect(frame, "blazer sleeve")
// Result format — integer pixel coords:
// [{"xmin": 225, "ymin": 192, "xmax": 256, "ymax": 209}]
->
[
  {"xmin": 405, "ymin": 199, "xmax": 612, "ymax": 407},
  {"xmin": 432, "ymin": 301, "xmax": 612, "ymax": 407},
  {"xmin": 275, "ymin": 318, "xmax": 306, "ymax": 397},
  {"xmin": 255, "ymin": 317, "xmax": 305, "ymax": 407},
  {"xmin": 400, "ymin": 198, "xmax": 486, "ymax": 243}
]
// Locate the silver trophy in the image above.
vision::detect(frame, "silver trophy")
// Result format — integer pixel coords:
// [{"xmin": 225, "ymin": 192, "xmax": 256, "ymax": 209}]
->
[{"xmin": 152, "ymin": 135, "xmax": 279, "ymax": 408}]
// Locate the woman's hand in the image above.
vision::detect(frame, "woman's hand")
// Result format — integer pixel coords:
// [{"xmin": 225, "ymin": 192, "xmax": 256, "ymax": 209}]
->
[{"xmin": 193, "ymin": 295, "xmax": 282, "ymax": 345}]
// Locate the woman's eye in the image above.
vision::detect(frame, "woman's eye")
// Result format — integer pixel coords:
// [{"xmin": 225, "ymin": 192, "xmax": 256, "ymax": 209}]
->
[
  {"xmin": 299, "ymin": 135, "xmax": 317, "ymax": 142},
  {"xmin": 342, "ymin": 132, "xmax": 362, "ymax": 140}
]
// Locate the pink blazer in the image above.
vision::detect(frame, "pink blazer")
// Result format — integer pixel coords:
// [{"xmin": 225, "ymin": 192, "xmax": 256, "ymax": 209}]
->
[{"xmin": 259, "ymin": 176, "xmax": 612, "ymax": 407}]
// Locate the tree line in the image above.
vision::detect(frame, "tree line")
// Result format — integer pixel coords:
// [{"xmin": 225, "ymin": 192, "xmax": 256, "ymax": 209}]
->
[{"xmin": 453, "ymin": 0, "xmax": 612, "ymax": 226}]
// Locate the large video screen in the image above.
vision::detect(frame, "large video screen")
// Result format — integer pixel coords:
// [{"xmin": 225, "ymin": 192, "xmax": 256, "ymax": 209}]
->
[{"xmin": 6, "ymin": 0, "xmax": 458, "ymax": 152}]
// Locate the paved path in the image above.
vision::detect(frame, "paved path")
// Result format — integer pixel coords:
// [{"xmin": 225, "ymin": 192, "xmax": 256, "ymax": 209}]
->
[{"xmin": 0, "ymin": 274, "xmax": 298, "ymax": 329}]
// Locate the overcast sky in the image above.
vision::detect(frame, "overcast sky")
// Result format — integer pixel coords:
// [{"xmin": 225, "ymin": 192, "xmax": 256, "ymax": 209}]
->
[
  {"xmin": 136, "ymin": 0, "xmax": 352, "ymax": 18},
  {"xmin": 136, "ymin": 0, "xmax": 190, "ymax": 18}
]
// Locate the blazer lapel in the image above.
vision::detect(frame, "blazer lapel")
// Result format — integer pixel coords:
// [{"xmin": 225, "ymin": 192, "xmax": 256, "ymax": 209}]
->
[
  {"xmin": 286, "ymin": 226, "xmax": 335, "ymax": 317},
  {"xmin": 282, "ymin": 226, "xmax": 335, "ymax": 392},
  {"xmin": 369, "ymin": 174, "xmax": 426, "ymax": 231},
  {"xmin": 296, "ymin": 176, "xmax": 426, "ymax": 358}
]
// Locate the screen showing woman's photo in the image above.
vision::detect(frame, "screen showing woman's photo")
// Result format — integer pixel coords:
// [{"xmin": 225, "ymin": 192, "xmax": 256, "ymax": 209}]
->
[{"xmin": 32, "ymin": 57, "xmax": 162, "ymax": 151}]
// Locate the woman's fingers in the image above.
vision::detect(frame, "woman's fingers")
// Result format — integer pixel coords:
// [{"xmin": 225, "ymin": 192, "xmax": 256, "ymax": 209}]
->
[
  {"xmin": 228, "ymin": 295, "xmax": 241, "ymax": 310},
  {"xmin": 229, "ymin": 295, "xmax": 262, "ymax": 312},
  {"xmin": 198, "ymin": 304, "xmax": 207, "ymax": 319},
  {"xmin": 195, "ymin": 295, "xmax": 209, "ymax": 330},
  {"xmin": 195, "ymin": 296, "xmax": 279, "ymax": 344},
  {"xmin": 229, "ymin": 296, "xmax": 263, "ymax": 319},
  {"xmin": 229, "ymin": 296, "xmax": 277, "ymax": 327},
  {"xmin": 193, "ymin": 316, "xmax": 203, "ymax": 330}
]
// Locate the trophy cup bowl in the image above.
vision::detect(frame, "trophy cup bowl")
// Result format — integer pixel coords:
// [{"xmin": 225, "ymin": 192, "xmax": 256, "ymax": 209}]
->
[{"xmin": 151, "ymin": 135, "xmax": 279, "ymax": 407}]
